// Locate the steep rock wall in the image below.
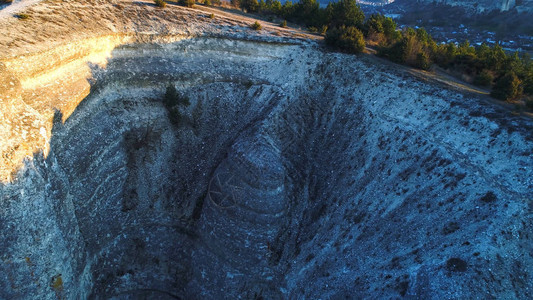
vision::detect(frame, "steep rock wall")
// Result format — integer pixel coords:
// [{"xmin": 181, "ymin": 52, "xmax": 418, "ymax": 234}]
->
[
  {"xmin": 0, "ymin": 0, "xmax": 314, "ymax": 182},
  {"xmin": 1, "ymin": 1, "xmax": 533, "ymax": 299},
  {"xmin": 1, "ymin": 36, "xmax": 533, "ymax": 299},
  {"xmin": 0, "ymin": 34, "xmax": 130, "ymax": 181}
]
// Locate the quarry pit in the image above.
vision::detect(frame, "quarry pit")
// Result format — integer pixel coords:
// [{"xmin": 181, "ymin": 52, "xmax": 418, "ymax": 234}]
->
[{"xmin": 1, "ymin": 1, "xmax": 533, "ymax": 299}]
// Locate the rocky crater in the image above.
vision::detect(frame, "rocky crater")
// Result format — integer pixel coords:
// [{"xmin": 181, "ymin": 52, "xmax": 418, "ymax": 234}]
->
[{"xmin": 1, "ymin": 1, "xmax": 533, "ymax": 299}]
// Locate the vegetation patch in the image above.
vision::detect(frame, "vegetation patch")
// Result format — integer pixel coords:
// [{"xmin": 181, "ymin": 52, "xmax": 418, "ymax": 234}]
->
[
  {"xmin": 179, "ymin": 0, "xmax": 195, "ymax": 8},
  {"xmin": 154, "ymin": 0, "xmax": 166, "ymax": 8},
  {"xmin": 231, "ymin": 0, "xmax": 532, "ymax": 104},
  {"xmin": 14, "ymin": 13, "xmax": 30, "ymax": 20},
  {"xmin": 50, "ymin": 274, "xmax": 64, "ymax": 299},
  {"xmin": 250, "ymin": 21, "xmax": 262, "ymax": 30},
  {"xmin": 326, "ymin": 26, "xmax": 365, "ymax": 54},
  {"xmin": 491, "ymin": 72, "xmax": 523, "ymax": 101}
]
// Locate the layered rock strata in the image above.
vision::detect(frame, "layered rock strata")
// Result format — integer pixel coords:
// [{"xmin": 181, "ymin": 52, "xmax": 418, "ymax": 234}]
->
[{"xmin": 1, "ymin": 1, "xmax": 533, "ymax": 299}]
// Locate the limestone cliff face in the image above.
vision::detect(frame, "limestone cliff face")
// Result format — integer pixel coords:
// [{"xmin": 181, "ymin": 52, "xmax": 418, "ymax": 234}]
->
[
  {"xmin": 1, "ymin": 1, "xmax": 533, "ymax": 299},
  {"xmin": 0, "ymin": 0, "xmax": 312, "ymax": 182},
  {"xmin": 1, "ymin": 35, "xmax": 532, "ymax": 299},
  {"xmin": 0, "ymin": 35, "xmax": 130, "ymax": 181}
]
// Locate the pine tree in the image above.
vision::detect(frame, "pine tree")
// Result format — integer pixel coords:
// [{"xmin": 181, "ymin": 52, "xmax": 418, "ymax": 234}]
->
[{"xmin": 491, "ymin": 72, "xmax": 523, "ymax": 101}]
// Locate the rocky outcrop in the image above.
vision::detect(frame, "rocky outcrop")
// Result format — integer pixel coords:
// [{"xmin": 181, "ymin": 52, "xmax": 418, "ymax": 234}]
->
[{"xmin": 1, "ymin": 1, "xmax": 533, "ymax": 299}]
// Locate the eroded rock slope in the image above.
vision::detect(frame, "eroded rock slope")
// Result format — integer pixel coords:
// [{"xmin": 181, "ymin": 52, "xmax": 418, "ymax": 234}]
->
[{"xmin": 1, "ymin": 1, "xmax": 533, "ymax": 299}]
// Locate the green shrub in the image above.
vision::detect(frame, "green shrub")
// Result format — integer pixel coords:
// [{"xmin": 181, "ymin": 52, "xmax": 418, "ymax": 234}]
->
[
  {"xmin": 379, "ymin": 38, "xmax": 408, "ymax": 63},
  {"xmin": 280, "ymin": 20, "xmax": 287, "ymax": 28},
  {"xmin": 474, "ymin": 69, "xmax": 493, "ymax": 87},
  {"xmin": 251, "ymin": 21, "xmax": 262, "ymax": 30},
  {"xmin": 525, "ymin": 97, "xmax": 533, "ymax": 111},
  {"xmin": 327, "ymin": 0, "xmax": 365, "ymax": 29},
  {"xmin": 179, "ymin": 0, "xmax": 195, "ymax": 7},
  {"xmin": 491, "ymin": 72, "xmax": 523, "ymax": 101},
  {"xmin": 14, "ymin": 13, "xmax": 30, "ymax": 19},
  {"xmin": 325, "ymin": 26, "xmax": 365, "ymax": 54},
  {"xmin": 50, "ymin": 274, "xmax": 64, "ymax": 299},
  {"xmin": 240, "ymin": 0, "xmax": 258, "ymax": 12},
  {"xmin": 204, "ymin": 0, "xmax": 211, "ymax": 6},
  {"xmin": 209, "ymin": 13, "xmax": 215, "ymax": 19},
  {"xmin": 415, "ymin": 52, "xmax": 431, "ymax": 70},
  {"xmin": 154, "ymin": 0, "xmax": 166, "ymax": 7},
  {"xmin": 319, "ymin": 25, "xmax": 328, "ymax": 35}
]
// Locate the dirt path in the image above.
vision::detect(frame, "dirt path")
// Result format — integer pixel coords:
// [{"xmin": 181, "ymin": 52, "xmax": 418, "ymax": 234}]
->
[
  {"xmin": 430, "ymin": 67, "xmax": 490, "ymax": 95},
  {"xmin": 0, "ymin": 0, "xmax": 43, "ymax": 18},
  {"xmin": 362, "ymin": 48, "xmax": 533, "ymax": 117},
  {"xmin": 364, "ymin": 46, "xmax": 489, "ymax": 95},
  {"xmin": 186, "ymin": 4, "xmax": 321, "ymax": 40}
]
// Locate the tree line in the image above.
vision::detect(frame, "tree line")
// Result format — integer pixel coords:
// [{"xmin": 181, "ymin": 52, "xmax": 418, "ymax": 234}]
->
[
  {"xmin": 370, "ymin": 14, "xmax": 533, "ymax": 103},
  {"xmin": 231, "ymin": 0, "xmax": 532, "ymax": 105},
  {"xmin": 234, "ymin": 0, "xmax": 366, "ymax": 53}
]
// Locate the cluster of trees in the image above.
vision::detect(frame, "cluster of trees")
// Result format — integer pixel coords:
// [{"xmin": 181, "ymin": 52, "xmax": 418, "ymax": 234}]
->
[
  {"xmin": 232, "ymin": 0, "xmax": 532, "ymax": 103},
  {"xmin": 234, "ymin": 0, "xmax": 366, "ymax": 53},
  {"xmin": 367, "ymin": 14, "xmax": 533, "ymax": 102},
  {"xmin": 158, "ymin": 0, "xmax": 532, "ymax": 104}
]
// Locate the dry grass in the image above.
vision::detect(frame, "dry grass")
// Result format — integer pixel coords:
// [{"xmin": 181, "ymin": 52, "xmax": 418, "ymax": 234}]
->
[{"xmin": 0, "ymin": 0, "xmax": 320, "ymax": 59}]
